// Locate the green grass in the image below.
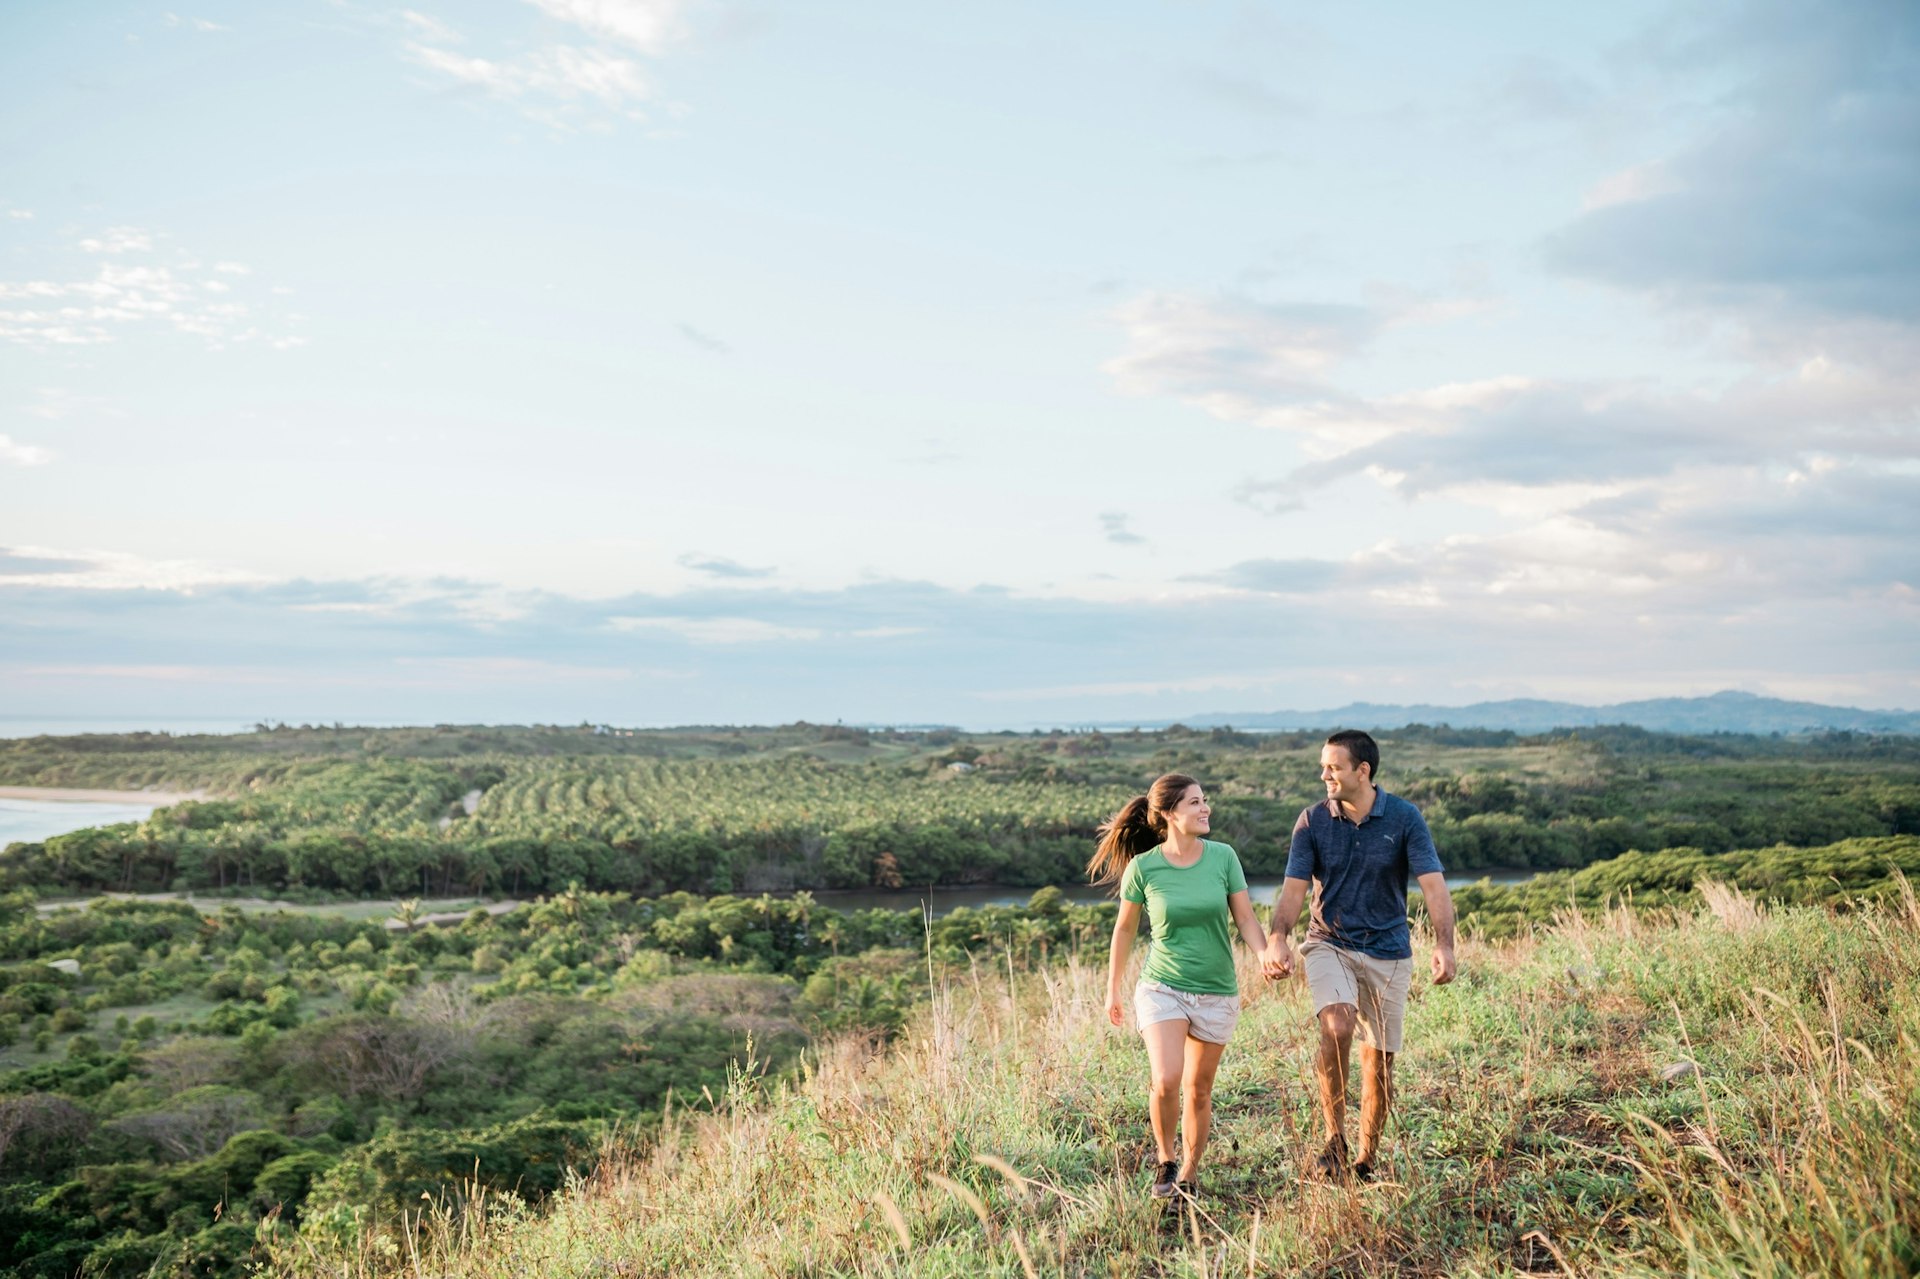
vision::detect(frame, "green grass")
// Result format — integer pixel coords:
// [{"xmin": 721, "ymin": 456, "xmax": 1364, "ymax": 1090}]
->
[{"xmin": 261, "ymin": 881, "xmax": 1920, "ymax": 1278}]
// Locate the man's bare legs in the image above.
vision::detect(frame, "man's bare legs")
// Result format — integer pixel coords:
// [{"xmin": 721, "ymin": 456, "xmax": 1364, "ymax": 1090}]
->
[
  {"xmin": 1315, "ymin": 1003, "xmax": 1394, "ymax": 1176},
  {"xmin": 1355, "ymin": 1043, "xmax": 1394, "ymax": 1169},
  {"xmin": 1142, "ymin": 1019, "xmax": 1228, "ymax": 1181},
  {"xmin": 1314, "ymin": 1003, "xmax": 1356, "ymax": 1153}
]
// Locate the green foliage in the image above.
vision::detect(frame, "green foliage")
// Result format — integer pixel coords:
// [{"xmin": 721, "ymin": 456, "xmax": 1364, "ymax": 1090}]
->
[
  {"xmin": 9, "ymin": 725, "xmax": 1919, "ymax": 898},
  {"xmin": 262, "ymin": 889, "xmax": 1920, "ymax": 1279},
  {"xmin": 7, "ymin": 725, "xmax": 1920, "ymax": 1277},
  {"xmin": 309, "ymin": 1114, "xmax": 596, "ymax": 1215},
  {"xmin": 1447, "ymin": 834, "xmax": 1920, "ymax": 938}
]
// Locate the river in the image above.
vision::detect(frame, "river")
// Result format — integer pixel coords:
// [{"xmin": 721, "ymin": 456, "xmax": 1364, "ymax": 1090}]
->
[
  {"xmin": 0, "ymin": 797, "xmax": 165, "ymax": 848},
  {"xmin": 802, "ymin": 868, "xmax": 1540, "ymax": 916}
]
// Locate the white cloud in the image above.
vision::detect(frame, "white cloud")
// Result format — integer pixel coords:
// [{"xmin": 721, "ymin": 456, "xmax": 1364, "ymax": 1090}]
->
[
  {"xmin": 387, "ymin": 656, "xmax": 642, "ymax": 684},
  {"xmin": 78, "ymin": 227, "xmax": 154, "ymax": 254},
  {"xmin": 6, "ymin": 210, "xmax": 31, "ymax": 221},
  {"xmin": 971, "ymin": 668, "xmax": 1299, "ymax": 702},
  {"xmin": 0, "ymin": 435, "xmax": 54, "ymax": 466},
  {"xmin": 1582, "ymin": 161, "xmax": 1680, "ymax": 211},
  {"xmin": 6, "ymin": 561, "xmax": 1914, "ymax": 724},
  {"xmin": 400, "ymin": 10, "xmax": 463, "ymax": 43},
  {"xmin": 608, "ymin": 615, "xmax": 824, "ymax": 644},
  {"xmin": 1104, "ymin": 292, "xmax": 1403, "ymax": 450},
  {"xmin": 407, "ymin": 42, "xmax": 648, "ymax": 112},
  {"xmin": 529, "ymin": 0, "xmax": 687, "ymax": 53},
  {"xmin": 22, "ymin": 664, "xmax": 269, "ymax": 683},
  {"xmin": 0, "ymin": 545, "xmax": 270, "ymax": 591},
  {"xmin": 0, "ymin": 232, "xmax": 297, "ymax": 349},
  {"xmin": 400, "ymin": 0, "xmax": 690, "ymax": 127},
  {"xmin": 1105, "ymin": 275, "xmax": 1919, "ymax": 641},
  {"xmin": 164, "ymin": 13, "xmax": 228, "ymax": 32}
]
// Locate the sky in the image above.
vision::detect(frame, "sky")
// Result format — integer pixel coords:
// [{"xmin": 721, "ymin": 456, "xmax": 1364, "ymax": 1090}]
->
[{"xmin": 2, "ymin": 0, "xmax": 1916, "ymax": 730}]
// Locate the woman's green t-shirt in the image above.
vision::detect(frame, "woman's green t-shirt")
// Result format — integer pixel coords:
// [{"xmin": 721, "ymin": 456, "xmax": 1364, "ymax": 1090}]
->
[{"xmin": 1119, "ymin": 840, "xmax": 1248, "ymax": 995}]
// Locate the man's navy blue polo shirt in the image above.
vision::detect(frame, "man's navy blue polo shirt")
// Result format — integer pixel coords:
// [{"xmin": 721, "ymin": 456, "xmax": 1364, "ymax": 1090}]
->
[{"xmin": 1284, "ymin": 789, "xmax": 1444, "ymax": 960}]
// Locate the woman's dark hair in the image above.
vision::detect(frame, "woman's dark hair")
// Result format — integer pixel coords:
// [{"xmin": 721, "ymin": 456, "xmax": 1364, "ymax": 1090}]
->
[{"xmin": 1087, "ymin": 772, "xmax": 1199, "ymax": 889}]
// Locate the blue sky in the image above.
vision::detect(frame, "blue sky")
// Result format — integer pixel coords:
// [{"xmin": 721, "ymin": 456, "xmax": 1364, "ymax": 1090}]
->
[{"xmin": 2, "ymin": 0, "xmax": 1915, "ymax": 729}]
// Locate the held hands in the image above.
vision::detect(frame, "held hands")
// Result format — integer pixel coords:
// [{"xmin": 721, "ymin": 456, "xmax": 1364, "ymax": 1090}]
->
[
  {"xmin": 1260, "ymin": 936, "xmax": 1293, "ymax": 980},
  {"xmin": 1431, "ymin": 945, "xmax": 1457, "ymax": 986}
]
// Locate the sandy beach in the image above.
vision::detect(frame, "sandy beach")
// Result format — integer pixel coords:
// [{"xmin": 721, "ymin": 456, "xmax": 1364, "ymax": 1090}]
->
[{"xmin": 0, "ymin": 785, "xmax": 205, "ymax": 805}]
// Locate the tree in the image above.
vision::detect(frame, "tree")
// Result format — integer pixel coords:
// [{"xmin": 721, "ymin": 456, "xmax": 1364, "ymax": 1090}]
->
[
  {"xmin": 295, "ymin": 1014, "xmax": 462, "ymax": 1102},
  {"xmin": 0, "ymin": 1092, "xmax": 92, "ymax": 1174},
  {"xmin": 104, "ymin": 1086, "xmax": 267, "ymax": 1161},
  {"xmin": 391, "ymin": 898, "xmax": 422, "ymax": 933}
]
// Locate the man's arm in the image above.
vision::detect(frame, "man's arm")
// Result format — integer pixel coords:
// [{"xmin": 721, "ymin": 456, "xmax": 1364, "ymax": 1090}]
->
[
  {"xmin": 1415, "ymin": 870, "xmax": 1456, "ymax": 985},
  {"xmin": 1263, "ymin": 877, "xmax": 1310, "ymax": 977}
]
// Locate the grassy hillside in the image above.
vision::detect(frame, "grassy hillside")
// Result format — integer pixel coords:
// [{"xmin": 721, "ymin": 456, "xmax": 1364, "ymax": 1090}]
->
[{"xmin": 265, "ymin": 883, "xmax": 1920, "ymax": 1278}]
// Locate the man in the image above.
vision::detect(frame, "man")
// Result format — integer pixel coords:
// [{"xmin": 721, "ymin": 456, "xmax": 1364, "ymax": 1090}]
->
[{"xmin": 1264, "ymin": 729, "xmax": 1456, "ymax": 1182}]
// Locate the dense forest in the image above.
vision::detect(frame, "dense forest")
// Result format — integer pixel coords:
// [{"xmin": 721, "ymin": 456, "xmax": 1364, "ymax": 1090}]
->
[
  {"xmin": 5, "ymin": 722, "xmax": 1918, "ymax": 898},
  {"xmin": 0, "ymin": 883, "xmax": 1125, "ymax": 1278},
  {"xmin": 2, "ymin": 722, "xmax": 1918, "ymax": 1276}
]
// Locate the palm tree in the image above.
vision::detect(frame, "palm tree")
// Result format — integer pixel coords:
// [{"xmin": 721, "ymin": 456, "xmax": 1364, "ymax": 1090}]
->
[{"xmin": 392, "ymin": 898, "xmax": 422, "ymax": 933}]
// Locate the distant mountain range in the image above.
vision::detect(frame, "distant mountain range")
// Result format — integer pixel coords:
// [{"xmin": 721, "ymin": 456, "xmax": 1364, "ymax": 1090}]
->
[{"xmin": 1172, "ymin": 691, "xmax": 1920, "ymax": 736}]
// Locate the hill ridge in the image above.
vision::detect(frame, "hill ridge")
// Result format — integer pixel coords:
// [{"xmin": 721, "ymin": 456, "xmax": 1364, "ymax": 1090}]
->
[{"xmin": 1172, "ymin": 688, "xmax": 1920, "ymax": 735}]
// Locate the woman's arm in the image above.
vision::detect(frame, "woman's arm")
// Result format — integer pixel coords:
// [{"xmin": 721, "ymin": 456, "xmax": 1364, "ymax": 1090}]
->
[
  {"xmin": 1227, "ymin": 889, "xmax": 1268, "ymax": 957},
  {"xmin": 1262, "ymin": 876, "xmax": 1310, "ymax": 977},
  {"xmin": 1106, "ymin": 899, "xmax": 1142, "ymax": 1027}
]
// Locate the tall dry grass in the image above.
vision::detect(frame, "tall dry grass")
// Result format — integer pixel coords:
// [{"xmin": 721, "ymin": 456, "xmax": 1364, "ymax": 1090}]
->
[{"xmin": 263, "ymin": 877, "xmax": 1920, "ymax": 1278}]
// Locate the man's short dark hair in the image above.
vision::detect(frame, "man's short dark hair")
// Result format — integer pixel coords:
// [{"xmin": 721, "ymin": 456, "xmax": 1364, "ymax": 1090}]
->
[{"xmin": 1326, "ymin": 729, "xmax": 1380, "ymax": 781}]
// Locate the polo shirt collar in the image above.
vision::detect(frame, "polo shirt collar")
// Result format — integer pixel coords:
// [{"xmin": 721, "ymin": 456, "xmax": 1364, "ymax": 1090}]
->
[{"xmin": 1325, "ymin": 788, "xmax": 1389, "ymax": 824}]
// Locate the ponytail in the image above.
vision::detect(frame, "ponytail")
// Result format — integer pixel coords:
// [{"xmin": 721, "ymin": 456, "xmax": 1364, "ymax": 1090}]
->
[
  {"xmin": 1088, "ymin": 795, "xmax": 1160, "ymax": 888},
  {"xmin": 1087, "ymin": 772, "xmax": 1199, "ymax": 889}
]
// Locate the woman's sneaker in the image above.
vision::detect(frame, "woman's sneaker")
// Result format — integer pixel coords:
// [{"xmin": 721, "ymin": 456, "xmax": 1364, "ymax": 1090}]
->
[{"xmin": 1149, "ymin": 1160, "xmax": 1178, "ymax": 1199}]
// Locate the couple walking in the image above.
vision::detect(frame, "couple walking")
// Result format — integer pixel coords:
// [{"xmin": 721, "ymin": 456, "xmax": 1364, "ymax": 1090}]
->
[{"xmin": 1092, "ymin": 730, "xmax": 1457, "ymax": 1198}]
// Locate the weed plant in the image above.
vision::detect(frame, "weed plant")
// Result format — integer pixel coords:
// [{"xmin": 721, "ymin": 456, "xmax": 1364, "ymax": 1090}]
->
[{"xmin": 264, "ymin": 880, "xmax": 1920, "ymax": 1278}]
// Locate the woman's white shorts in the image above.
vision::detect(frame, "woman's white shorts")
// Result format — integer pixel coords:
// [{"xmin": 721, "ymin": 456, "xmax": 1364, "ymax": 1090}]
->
[{"xmin": 1133, "ymin": 979, "xmax": 1240, "ymax": 1044}]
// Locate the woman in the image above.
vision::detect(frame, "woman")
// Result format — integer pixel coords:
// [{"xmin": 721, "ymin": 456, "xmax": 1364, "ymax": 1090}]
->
[{"xmin": 1094, "ymin": 772, "xmax": 1269, "ymax": 1201}]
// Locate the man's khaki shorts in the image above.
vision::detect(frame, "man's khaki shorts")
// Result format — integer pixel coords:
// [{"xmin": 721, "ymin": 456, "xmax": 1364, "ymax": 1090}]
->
[
  {"xmin": 1299, "ymin": 939, "xmax": 1411, "ymax": 1053},
  {"xmin": 1133, "ymin": 979, "xmax": 1241, "ymax": 1045}
]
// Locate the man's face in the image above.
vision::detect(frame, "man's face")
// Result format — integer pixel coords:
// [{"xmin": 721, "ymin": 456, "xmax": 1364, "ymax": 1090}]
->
[{"xmin": 1319, "ymin": 744, "xmax": 1370, "ymax": 805}]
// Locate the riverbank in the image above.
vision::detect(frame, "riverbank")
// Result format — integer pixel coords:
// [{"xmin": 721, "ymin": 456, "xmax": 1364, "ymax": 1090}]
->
[
  {"xmin": 0, "ymin": 785, "xmax": 204, "ymax": 805},
  {"xmin": 31, "ymin": 891, "xmax": 521, "ymax": 928}
]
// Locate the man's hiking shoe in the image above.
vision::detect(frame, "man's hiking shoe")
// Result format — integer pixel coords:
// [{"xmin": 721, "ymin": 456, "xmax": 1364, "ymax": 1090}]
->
[
  {"xmin": 1352, "ymin": 1159, "xmax": 1376, "ymax": 1184},
  {"xmin": 1310, "ymin": 1135, "xmax": 1349, "ymax": 1182},
  {"xmin": 1175, "ymin": 1179, "xmax": 1199, "ymax": 1200},
  {"xmin": 1149, "ymin": 1161, "xmax": 1179, "ymax": 1199}
]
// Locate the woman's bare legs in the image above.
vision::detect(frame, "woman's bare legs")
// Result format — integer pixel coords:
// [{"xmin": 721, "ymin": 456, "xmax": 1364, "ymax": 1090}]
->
[
  {"xmin": 1141, "ymin": 1018, "xmax": 1189, "ymax": 1164},
  {"xmin": 1142, "ymin": 1019, "xmax": 1228, "ymax": 1181},
  {"xmin": 1179, "ymin": 1034, "xmax": 1227, "ymax": 1181}
]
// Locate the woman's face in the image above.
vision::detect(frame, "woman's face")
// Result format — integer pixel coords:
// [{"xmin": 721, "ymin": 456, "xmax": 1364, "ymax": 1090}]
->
[{"xmin": 1163, "ymin": 783, "xmax": 1211, "ymax": 838}]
